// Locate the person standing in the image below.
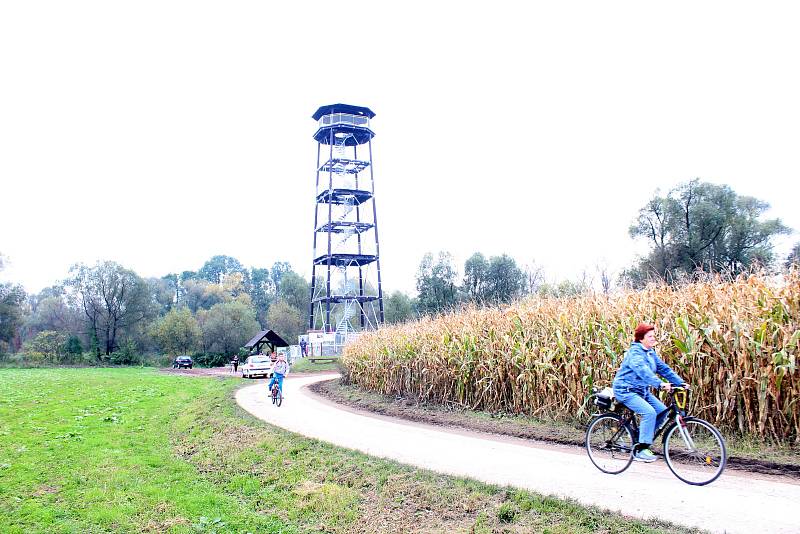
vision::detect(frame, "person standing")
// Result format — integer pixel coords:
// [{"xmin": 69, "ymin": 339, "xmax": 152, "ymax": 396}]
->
[
  {"xmin": 300, "ymin": 338, "xmax": 308, "ymax": 357},
  {"xmin": 232, "ymin": 354, "xmax": 239, "ymax": 373}
]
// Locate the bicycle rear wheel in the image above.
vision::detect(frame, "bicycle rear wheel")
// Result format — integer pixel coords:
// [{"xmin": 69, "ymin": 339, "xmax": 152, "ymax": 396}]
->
[
  {"xmin": 663, "ymin": 417, "xmax": 726, "ymax": 486},
  {"xmin": 586, "ymin": 414, "xmax": 634, "ymax": 474}
]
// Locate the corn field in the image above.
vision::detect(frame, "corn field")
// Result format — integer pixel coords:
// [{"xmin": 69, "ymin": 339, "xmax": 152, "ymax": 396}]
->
[{"xmin": 343, "ymin": 271, "xmax": 800, "ymax": 444}]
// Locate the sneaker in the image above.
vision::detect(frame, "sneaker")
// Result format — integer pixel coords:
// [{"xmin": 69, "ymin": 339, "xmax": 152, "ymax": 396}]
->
[{"xmin": 634, "ymin": 448, "xmax": 658, "ymax": 463}]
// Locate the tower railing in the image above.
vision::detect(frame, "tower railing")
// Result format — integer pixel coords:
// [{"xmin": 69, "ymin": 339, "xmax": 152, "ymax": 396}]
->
[{"xmin": 319, "ymin": 113, "xmax": 370, "ymax": 129}]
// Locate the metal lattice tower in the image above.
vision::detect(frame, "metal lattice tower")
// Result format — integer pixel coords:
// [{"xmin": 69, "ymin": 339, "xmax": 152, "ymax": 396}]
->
[{"xmin": 309, "ymin": 104, "xmax": 384, "ymax": 339}]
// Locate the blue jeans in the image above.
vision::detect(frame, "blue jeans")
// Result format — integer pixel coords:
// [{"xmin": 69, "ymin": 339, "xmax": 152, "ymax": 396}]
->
[
  {"xmin": 613, "ymin": 387, "xmax": 667, "ymax": 446},
  {"xmin": 268, "ymin": 373, "xmax": 284, "ymax": 393}
]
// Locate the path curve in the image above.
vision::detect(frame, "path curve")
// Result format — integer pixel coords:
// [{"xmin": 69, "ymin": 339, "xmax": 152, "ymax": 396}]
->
[{"xmin": 236, "ymin": 373, "xmax": 800, "ymax": 534}]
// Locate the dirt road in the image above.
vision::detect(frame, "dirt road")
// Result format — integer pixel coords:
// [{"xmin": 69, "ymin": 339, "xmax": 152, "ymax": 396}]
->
[{"xmin": 236, "ymin": 373, "xmax": 800, "ymax": 534}]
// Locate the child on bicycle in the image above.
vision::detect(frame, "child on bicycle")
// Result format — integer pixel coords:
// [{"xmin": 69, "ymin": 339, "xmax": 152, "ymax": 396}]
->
[
  {"xmin": 613, "ymin": 323, "xmax": 687, "ymax": 463},
  {"xmin": 268, "ymin": 353, "xmax": 289, "ymax": 397}
]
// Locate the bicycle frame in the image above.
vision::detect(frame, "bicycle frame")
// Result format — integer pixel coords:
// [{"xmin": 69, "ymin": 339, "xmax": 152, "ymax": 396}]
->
[
  {"xmin": 618, "ymin": 388, "xmax": 689, "ymax": 446},
  {"xmin": 587, "ymin": 386, "xmax": 726, "ymax": 485}
]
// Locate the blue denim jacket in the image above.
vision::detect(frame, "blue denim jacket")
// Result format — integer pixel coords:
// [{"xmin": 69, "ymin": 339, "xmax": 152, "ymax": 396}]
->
[{"xmin": 613, "ymin": 342, "xmax": 683, "ymax": 394}]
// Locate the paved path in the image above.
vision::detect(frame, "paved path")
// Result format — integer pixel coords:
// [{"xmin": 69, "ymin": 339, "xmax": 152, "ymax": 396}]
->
[{"xmin": 236, "ymin": 373, "xmax": 800, "ymax": 534}]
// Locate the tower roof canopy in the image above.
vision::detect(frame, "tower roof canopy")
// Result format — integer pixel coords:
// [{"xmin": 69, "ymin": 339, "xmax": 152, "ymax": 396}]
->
[{"xmin": 312, "ymin": 104, "xmax": 376, "ymax": 120}]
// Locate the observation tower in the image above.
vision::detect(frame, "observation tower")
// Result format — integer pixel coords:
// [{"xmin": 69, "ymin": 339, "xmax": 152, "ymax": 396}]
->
[{"xmin": 308, "ymin": 104, "xmax": 384, "ymax": 339}]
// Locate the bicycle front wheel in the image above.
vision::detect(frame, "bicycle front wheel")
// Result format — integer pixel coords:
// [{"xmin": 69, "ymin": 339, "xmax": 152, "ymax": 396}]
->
[
  {"xmin": 586, "ymin": 414, "xmax": 634, "ymax": 474},
  {"xmin": 275, "ymin": 389, "xmax": 283, "ymax": 407},
  {"xmin": 663, "ymin": 417, "xmax": 727, "ymax": 486}
]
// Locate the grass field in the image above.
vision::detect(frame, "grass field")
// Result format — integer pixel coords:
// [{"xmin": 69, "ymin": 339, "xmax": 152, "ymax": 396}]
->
[
  {"xmin": 0, "ymin": 368, "xmax": 697, "ymax": 533},
  {"xmin": 290, "ymin": 358, "xmax": 341, "ymax": 373}
]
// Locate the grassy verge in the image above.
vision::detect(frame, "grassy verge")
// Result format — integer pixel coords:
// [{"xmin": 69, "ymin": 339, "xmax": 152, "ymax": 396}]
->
[
  {"xmin": 0, "ymin": 368, "xmax": 699, "ymax": 533},
  {"xmin": 290, "ymin": 358, "xmax": 341, "ymax": 373},
  {"xmin": 315, "ymin": 379, "xmax": 800, "ymax": 474}
]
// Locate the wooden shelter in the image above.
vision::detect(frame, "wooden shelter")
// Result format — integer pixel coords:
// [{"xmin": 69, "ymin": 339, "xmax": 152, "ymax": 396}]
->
[{"xmin": 244, "ymin": 330, "xmax": 289, "ymax": 356}]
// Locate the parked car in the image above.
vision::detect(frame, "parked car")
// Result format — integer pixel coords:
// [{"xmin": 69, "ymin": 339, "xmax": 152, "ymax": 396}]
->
[
  {"xmin": 241, "ymin": 355, "xmax": 273, "ymax": 379},
  {"xmin": 172, "ymin": 355, "xmax": 193, "ymax": 369}
]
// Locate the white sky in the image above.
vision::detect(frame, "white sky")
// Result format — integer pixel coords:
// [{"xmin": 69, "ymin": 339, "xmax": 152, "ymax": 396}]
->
[{"xmin": 1, "ymin": 1, "xmax": 799, "ymax": 295}]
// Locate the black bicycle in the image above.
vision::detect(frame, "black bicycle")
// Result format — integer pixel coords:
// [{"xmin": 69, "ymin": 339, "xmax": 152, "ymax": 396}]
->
[
  {"xmin": 270, "ymin": 381, "xmax": 283, "ymax": 407},
  {"xmin": 585, "ymin": 386, "xmax": 727, "ymax": 486}
]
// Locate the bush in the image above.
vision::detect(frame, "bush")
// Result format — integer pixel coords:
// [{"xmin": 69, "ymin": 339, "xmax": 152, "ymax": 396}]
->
[
  {"xmin": 192, "ymin": 352, "xmax": 227, "ymax": 368},
  {"xmin": 110, "ymin": 339, "xmax": 141, "ymax": 366},
  {"xmin": 65, "ymin": 336, "xmax": 83, "ymax": 357},
  {"xmin": 143, "ymin": 353, "xmax": 175, "ymax": 368},
  {"xmin": 497, "ymin": 502, "xmax": 518, "ymax": 523}
]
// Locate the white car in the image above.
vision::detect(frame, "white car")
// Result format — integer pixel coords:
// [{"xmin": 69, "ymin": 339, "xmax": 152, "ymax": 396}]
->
[{"xmin": 241, "ymin": 355, "xmax": 274, "ymax": 379}]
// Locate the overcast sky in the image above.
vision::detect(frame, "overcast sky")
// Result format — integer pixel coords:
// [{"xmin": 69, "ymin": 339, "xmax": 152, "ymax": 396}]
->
[{"xmin": 2, "ymin": 1, "xmax": 799, "ymax": 296}]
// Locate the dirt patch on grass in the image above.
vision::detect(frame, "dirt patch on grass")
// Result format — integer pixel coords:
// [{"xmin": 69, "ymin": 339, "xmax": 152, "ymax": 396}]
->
[
  {"xmin": 32, "ymin": 484, "xmax": 60, "ymax": 496},
  {"xmin": 159, "ymin": 366, "xmax": 235, "ymax": 378},
  {"xmin": 356, "ymin": 471, "xmax": 496, "ymax": 534},
  {"xmin": 310, "ymin": 378, "xmax": 800, "ymax": 479}
]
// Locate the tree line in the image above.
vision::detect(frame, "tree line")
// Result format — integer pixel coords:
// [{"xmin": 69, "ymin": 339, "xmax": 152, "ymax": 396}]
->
[
  {"xmin": 0, "ymin": 255, "xmax": 312, "ymax": 366},
  {"xmin": 390, "ymin": 179, "xmax": 799, "ymax": 318},
  {"xmin": 2, "ymin": 179, "xmax": 798, "ymax": 363}
]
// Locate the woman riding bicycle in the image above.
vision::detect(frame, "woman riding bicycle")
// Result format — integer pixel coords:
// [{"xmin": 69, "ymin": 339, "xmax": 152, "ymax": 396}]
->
[
  {"xmin": 613, "ymin": 323, "xmax": 687, "ymax": 463},
  {"xmin": 268, "ymin": 353, "xmax": 289, "ymax": 397}
]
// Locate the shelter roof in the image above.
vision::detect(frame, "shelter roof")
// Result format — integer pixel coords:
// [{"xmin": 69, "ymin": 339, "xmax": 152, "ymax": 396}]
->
[{"xmin": 244, "ymin": 330, "xmax": 289, "ymax": 349}]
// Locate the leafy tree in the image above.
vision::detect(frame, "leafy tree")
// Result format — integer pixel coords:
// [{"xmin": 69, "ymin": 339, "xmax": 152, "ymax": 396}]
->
[
  {"xmin": 270, "ymin": 261, "xmax": 292, "ymax": 289},
  {"xmin": 221, "ymin": 272, "xmax": 248, "ymax": 299},
  {"xmin": 463, "ymin": 253, "xmax": 489, "ymax": 302},
  {"xmin": 0, "ymin": 254, "xmax": 26, "ymax": 351},
  {"xmin": 201, "ymin": 299, "xmax": 260, "ymax": 357},
  {"xmin": 249, "ymin": 267, "xmax": 275, "ymax": 325},
  {"xmin": 24, "ymin": 330, "xmax": 68, "ymax": 364},
  {"xmin": 23, "ymin": 295, "xmax": 82, "ymax": 342},
  {"xmin": 484, "ymin": 254, "xmax": 526, "ymax": 304},
  {"xmin": 150, "ymin": 307, "xmax": 201, "ymax": 356},
  {"xmin": 416, "ymin": 252, "xmax": 458, "ymax": 315},
  {"xmin": 67, "ymin": 262, "xmax": 154, "ymax": 358},
  {"xmin": 537, "ymin": 278, "xmax": 590, "ymax": 298},
  {"xmin": 629, "ymin": 179, "xmax": 790, "ymax": 282},
  {"xmin": 161, "ymin": 273, "xmax": 180, "ymax": 308},
  {"xmin": 384, "ymin": 291, "xmax": 416, "ymax": 324},
  {"xmin": 266, "ymin": 300, "xmax": 304, "ymax": 345},
  {"xmin": 278, "ymin": 271, "xmax": 309, "ymax": 312},
  {"xmin": 198, "ymin": 255, "xmax": 245, "ymax": 284},
  {"xmin": 462, "ymin": 253, "xmax": 525, "ymax": 304},
  {"xmin": 182, "ymin": 278, "xmax": 227, "ymax": 313},
  {"xmin": 148, "ymin": 277, "xmax": 176, "ymax": 315},
  {"xmin": 65, "ymin": 335, "xmax": 83, "ymax": 356}
]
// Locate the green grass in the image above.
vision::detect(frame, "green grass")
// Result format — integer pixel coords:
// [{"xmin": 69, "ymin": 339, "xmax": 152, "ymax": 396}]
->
[
  {"xmin": 0, "ymin": 368, "xmax": 699, "ymax": 533},
  {"xmin": 290, "ymin": 358, "xmax": 341, "ymax": 373}
]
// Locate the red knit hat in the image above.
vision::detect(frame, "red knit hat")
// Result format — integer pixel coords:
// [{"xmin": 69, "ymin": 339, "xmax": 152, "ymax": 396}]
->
[{"xmin": 634, "ymin": 323, "xmax": 655, "ymax": 342}]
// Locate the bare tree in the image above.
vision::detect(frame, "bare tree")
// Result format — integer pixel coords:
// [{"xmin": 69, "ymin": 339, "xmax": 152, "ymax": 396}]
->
[
  {"xmin": 522, "ymin": 261, "xmax": 545, "ymax": 296},
  {"xmin": 595, "ymin": 263, "xmax": 613, "ymax": 296}
]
